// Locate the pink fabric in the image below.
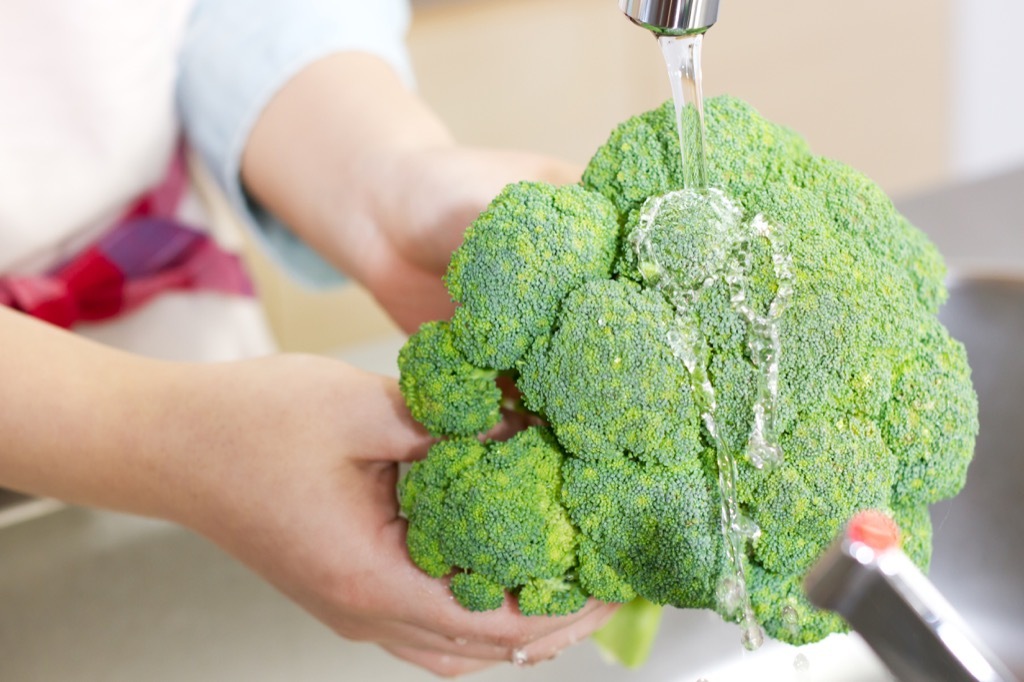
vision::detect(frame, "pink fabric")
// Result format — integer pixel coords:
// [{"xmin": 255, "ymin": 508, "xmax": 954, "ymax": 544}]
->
[{"xmin": 0, "ymin": 144, "xmax": 253, "ymax": 329}]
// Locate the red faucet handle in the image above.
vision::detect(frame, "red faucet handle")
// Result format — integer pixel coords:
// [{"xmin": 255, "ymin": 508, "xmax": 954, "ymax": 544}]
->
[{"xmin": 847, "ymin": 510, "xmax": 901, "ymax": 551}]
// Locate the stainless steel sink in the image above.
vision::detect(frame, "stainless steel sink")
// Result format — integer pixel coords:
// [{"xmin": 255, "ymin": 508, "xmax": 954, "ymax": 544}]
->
[{"xmin": 929, "ymin": 276, "xmax": 1024, "ymax": 677}]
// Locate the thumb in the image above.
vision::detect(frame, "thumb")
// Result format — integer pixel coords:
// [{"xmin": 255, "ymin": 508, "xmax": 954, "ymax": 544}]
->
[{"xmin": 343, "ymin": 368, "xmax": 435, "ymax": 464}]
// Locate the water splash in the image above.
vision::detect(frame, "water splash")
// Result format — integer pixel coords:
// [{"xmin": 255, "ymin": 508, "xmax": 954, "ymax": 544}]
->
[
  {"xmin": 632, "ymin": 188, "xmax": 792, "ymax": 651},
  {"xmin": 724, "ymin": 215, "xmax": 794, "ymax": 469}
]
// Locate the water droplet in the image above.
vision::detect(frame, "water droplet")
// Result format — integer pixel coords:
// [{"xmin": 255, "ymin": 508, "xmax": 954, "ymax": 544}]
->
[
  {"xmin": 597, "ymin": 316, "xmax": 606, "ymax": 327},
  {"xmin": 716, "ymin": 576, "xmax": 743, "ymax": 615},
  {"xmin": 740, "ymin": 620, "xmax": 764, "ymax": 651},
  {"xmin": 511, "ymin": 648, "xmax": 529, "ymax": 667},
  {"xmin": 793, "ymin": 653, "xmax": 810, "ymax": 673},
  {"xmin": 731, "ymin": 514, "xmax": 761, "ymax": 541},
  {"xmin": 612, "ymin": 356, "xmax": 622, "ymax": 368},
  {"xmin": 452, "ymin": 637, "xmax": 467, "ymax": 646},
  {"xmin": 782, "ymin": 604, "xmax": 799, "ymax": 634}
]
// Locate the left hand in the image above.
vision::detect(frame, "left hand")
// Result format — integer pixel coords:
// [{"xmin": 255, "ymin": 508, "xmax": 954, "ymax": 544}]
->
[
  {"xmin": 165, "ymin": 355, "xmax": 617, "ymax": 677},
  {"xmin": 355, "ymin": 145, "xmax": 581, "ymax": 332}
]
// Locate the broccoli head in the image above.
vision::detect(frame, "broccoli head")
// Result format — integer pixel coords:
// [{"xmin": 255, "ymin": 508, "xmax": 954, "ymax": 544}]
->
[{"xmin": 396, "ymin": 96, "xmax": 978, "ymax": 660}]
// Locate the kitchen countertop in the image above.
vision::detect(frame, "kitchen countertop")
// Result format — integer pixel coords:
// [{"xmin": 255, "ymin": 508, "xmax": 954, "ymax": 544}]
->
[
  {"xmin": 1, "ymin": 167, "xmax": 1020, "ymax": 681},
  {"xmin": 896, "ymin": 166, "xmax": 1024, "ymax": 276}
]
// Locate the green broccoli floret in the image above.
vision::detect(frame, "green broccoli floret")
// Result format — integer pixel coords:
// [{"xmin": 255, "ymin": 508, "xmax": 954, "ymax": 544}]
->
[
  {"xmin": 891, "ymin": 503, "xmax": 934, "ymax": 571},
  {"xmin": 518, "ymin": 577, "xmax": 589, "ymax": 617},
  {"xmin": 399, "ymin": 437, "xmax": 486, "ymax": 579},
  {"xmin": 582, "ymin": 103, "xmax": 682, "ymax": 217},
  {"xmin": 445, "ymin": 181, "xmax": 620, "ymax": 370},
  {"xmin": 583, "ymin": 98, "xmax": 810, "ymax": 219},
  {"xmin": 739, "ymin": 411, "xmax": 897, "ymax": 576},
  {"xmin": 746, "ymin": 566, "xmax": 848, "ymax": 646},
  {"xmin": 518, "ymin": 279, "xmax": 702, "ymax": 467},
  {"xmin": 399, "ymin": 427, "xmax": 583, "ymax": 615},
  {"xmin": 576, "ymin": 539, "xmax": 637, "ymax": 603},
  {"xmin": 808, "ymin": 158, "xmax": 947, "ymax": 313},
  {"xmin": 450, "ymin": 571, "xmax": 506, "ymax": 612},
  {"xmin": 562, "ymin": 453, "xmax": 722, "ymax": 608},
  {"xmin": 883, "ymin": 316, "xmax": 978, "ymax": 505},
  {"xmin": 396, "ymin": 95, "xmax": 978, "ymax": 665},
  {"xmin": 397, "ymin": 321, "xmax": 501, "ymax": 436}
]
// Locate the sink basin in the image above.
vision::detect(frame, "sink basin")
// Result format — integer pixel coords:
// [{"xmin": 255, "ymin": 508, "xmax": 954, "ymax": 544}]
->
[
  {"xmin": 0, "ymin": 276, "xmax": 1019, "ymax": 681},
  {"xmin": 929, "ymin": 276, "xmax": 1024, "ymax": 677}
]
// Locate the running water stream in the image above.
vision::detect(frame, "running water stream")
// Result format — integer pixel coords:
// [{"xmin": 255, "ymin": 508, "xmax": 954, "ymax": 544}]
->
[
  {"xmin": 638, "ymin": 33, "xmax": 794, "ymax": 651},
  {"xmin": 660, "ymin": 34, "xmax": 708, "ymax": 190}
]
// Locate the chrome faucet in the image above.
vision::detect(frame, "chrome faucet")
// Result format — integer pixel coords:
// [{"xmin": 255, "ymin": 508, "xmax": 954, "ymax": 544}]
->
[
  {"xmin": 805, "ymin": 512, "xmax": 1018, "ymax": 682},
  {"xmin": 619, "ymin": 0, "xmax": 719, "ymax": 36}
]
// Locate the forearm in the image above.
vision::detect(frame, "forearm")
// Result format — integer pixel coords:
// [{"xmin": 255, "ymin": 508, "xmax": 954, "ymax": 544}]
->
[
  {"xmin": 241, "ymin": 53, "xmax": 580, "ymax": 284},
  {"xmin": 0, "ymin": 307, "xmax": 193, "ymax": 519},
  {"xmin": 240, "ymin": 52, "xmax": 453, "ymax": 283}
]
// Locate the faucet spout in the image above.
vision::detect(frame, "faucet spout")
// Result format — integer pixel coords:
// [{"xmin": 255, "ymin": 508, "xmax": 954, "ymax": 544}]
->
[{"xmin": 619, "ymin": 0, "xmax": 720, "ymax": 36}]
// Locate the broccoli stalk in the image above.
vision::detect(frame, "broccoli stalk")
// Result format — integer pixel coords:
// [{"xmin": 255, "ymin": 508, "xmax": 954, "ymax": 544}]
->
[{"xmin": 591, "ymin": 598, "xmax": 664, "ymax": 669}]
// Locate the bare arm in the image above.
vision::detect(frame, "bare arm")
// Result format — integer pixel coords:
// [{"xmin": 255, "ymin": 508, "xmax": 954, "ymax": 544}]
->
[
  {"xmin": 0, "ymin": 305, "xmax": 185, "ymax": 517},
  {"xmin": 241, "ymin": 52, "xmax": 581, "ymax": 331}
]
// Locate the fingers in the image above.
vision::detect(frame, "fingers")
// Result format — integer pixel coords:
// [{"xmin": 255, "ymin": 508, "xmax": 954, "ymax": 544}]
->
[
  {"xmin": 353, "ymin": 618, "xmax": 515, "ymax": 662},
  {"xmin": 380, "ymin": 601, "xmax": 620, "ymax": 676},
  {"xmin": 339, "ymin": 369, "xmax": 435, "ymax": 464},
  {"xmin": 383, "ymin": 645, "xmax": 497, "ymax": 678},
  {"xmin": 434, "ymin": 597, "xmax": 612, "ymax": 651},
  {"xmin": 509, "ymin": 600, "xmax": 620, "ymax": 664}
]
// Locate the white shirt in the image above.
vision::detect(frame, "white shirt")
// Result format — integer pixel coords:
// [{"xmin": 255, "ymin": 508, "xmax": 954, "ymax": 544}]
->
[
  {"xmin": 0, "ymin": 0, "xmax": 413, "ymax": 360},
  {"xmin": 0, "ymin": 0, "xmax": 193, "ymax": 275}
]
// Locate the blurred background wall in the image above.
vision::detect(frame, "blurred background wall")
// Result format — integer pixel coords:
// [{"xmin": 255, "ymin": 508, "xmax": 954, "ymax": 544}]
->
[
  {"xmin": 951, "ymin": 0, "xmax": 1024, "ymax": 180},
  {"xmin": 246, "ymin": 0, "xmax": 1023, "ymax": 354}
]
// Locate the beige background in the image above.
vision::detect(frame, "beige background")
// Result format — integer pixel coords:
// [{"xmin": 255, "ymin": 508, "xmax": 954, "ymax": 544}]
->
[{"xmin": 244, "ymin": 0, "xmax": 951, "ymax": 353}]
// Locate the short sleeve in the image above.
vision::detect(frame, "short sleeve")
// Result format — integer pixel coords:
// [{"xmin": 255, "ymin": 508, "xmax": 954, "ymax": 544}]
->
[{"xmin": 176, "ymin": 0, "xmax": 414, "ymax": 286}]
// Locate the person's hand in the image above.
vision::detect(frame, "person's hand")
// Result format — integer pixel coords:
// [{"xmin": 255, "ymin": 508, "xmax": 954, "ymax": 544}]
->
[
  {"xmin": 161, "ymin": 354, "xmax": 618, "ymax": 676},
  {"xmin": 0, "ymin": 310, "xmax": 616, "ymax": 676},
  {"xmin": 242, "ymin": 52, "xmax": 583, "ymax": 333},
  {"xmin": 355, "ymin": 145, "xmax": 582, "ymax": 332}
]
